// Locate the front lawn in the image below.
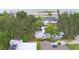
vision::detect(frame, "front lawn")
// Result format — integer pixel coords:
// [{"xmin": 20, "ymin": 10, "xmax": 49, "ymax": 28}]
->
[{"xmin": 66, "ymin": 44, "xmax": 79, "ymax": 50}]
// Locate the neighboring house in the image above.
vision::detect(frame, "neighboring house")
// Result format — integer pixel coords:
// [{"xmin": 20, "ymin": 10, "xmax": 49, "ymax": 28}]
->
[
  {"xmin": 43, "ymin": 17, "xmax": 58, "ymax": 25},
  {"xmin": 9, "ymin": 40, "xmax": 36, "ymax": 50}
]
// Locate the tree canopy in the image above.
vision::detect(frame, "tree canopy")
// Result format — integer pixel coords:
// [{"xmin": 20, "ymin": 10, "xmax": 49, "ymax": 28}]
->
[
  {"xmin": 58, "ymin": 12, "xmax": 79, "ymax": 36},
  {"xmin": 48, "ymin": 11, "xmax": 52, "ymax": 16},
  {"xmin": 0, "ymin": 11, "xmax": 37, "ymax": 49},
  {"xmin": 45, "ymin": 24, "xmax": 59, "ymax": 35}
]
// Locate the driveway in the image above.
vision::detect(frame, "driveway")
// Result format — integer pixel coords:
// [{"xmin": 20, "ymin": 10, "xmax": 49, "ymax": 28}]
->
[{"xmin": 40, "ymin": 41, "xmax": 70, "ymax": 50}]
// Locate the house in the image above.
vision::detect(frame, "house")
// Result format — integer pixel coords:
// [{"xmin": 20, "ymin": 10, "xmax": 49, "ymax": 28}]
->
[
  {"xmin": 34, "ymin": 31, "xmax": 64, "ymax": 39},
  {"xmin": 34, "ymin": 26, "xmax": 64, "ymax": 39},
  {"xmin": 9, "ymin": 40, "xmax": 36, "ymax": 50},
  {"xmin": 43, "ymin": 17, "xmax": 58, "ymax": 25}
]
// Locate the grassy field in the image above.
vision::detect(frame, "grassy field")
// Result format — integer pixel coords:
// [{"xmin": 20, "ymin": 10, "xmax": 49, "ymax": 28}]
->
[{"xmin": 66, "ymin": 44, "xmax": 79, "ymax": 50}]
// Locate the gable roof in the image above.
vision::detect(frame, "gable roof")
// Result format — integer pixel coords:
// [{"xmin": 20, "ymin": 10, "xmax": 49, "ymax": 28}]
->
[{"xmin": 43, "ymin": 17, "xmax": 58, "ymax": 22}]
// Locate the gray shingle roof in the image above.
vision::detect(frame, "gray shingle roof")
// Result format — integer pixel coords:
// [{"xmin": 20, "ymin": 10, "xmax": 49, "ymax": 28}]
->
[{"xmin": 43, "ymin": 17, "xmax": 58, "ymax": 22}]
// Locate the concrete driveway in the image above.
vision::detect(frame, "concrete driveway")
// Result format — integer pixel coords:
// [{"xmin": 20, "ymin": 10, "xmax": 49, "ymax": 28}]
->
[{"xmin": 40, "ymin": 41, "xmax": 70, "ymax": 50}]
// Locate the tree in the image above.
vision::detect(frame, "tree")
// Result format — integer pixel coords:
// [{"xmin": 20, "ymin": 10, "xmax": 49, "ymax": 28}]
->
[
  {"xmin": 0, "ymin": 11, "xmax": 12, "ymax": 49},
  {"xmin": 0, "ymin": 31, "xmax": 9, "ymax": 49},
  {"xmin": 33, "ymin": 21, "xmax": 43, "ymax": 30},
  {"xmin": 48, "ymin": 11, "xmax": 52, "ymax": 16},
  {"xmin": 58, "ymin": 12, "xmax": 79, "ymax": 40},
  {"xmin": 36, "ymin": 16, "xmax": 45, "ymax": 21},
  {"xmin": 15, "ymin": 11, "xmax": 37, "ymax": 39},
  {"xmin": 45, "ymin": 24, "xmax": 59, "ymax": 42},
  {"xmin": 58, "ymin": 12, "xmax": 69, "ymax": 35},
  {"xmin": 16, "ymin": 11, "xmax": 27, "ymax": 20},
  {"xmin": 0, "ymin": 10, "xmax": 38, "ymax": 49},
  {"xmin": 45, "ymin": 24, "xmax": 59, "ymax": 35},
  {"xmin": 2, "ymin": 11, "xmax": 10, "ymax": 16}
]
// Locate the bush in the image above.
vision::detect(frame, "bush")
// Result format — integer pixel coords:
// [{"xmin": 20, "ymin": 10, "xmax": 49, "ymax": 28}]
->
[{"xmin": 21, "ymin": 35, "xmax": 30, "ymax": 42}]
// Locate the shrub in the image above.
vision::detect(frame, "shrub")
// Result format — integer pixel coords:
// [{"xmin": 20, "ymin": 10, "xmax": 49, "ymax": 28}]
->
[{"xmin": 21, "ymin": 35, "xmax": 30, "ymax": 42}]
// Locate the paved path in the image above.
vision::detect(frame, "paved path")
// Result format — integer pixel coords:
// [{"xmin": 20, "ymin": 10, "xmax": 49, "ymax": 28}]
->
[{"xmin": 40, "ymin": 41, "xmax": 70, "ymax": 50}]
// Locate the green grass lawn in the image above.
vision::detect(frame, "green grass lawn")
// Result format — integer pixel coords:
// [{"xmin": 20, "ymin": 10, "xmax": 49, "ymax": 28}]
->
[{"xmin": 66, "ymin": 44, "xmax": 79, "ymax": 50}]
